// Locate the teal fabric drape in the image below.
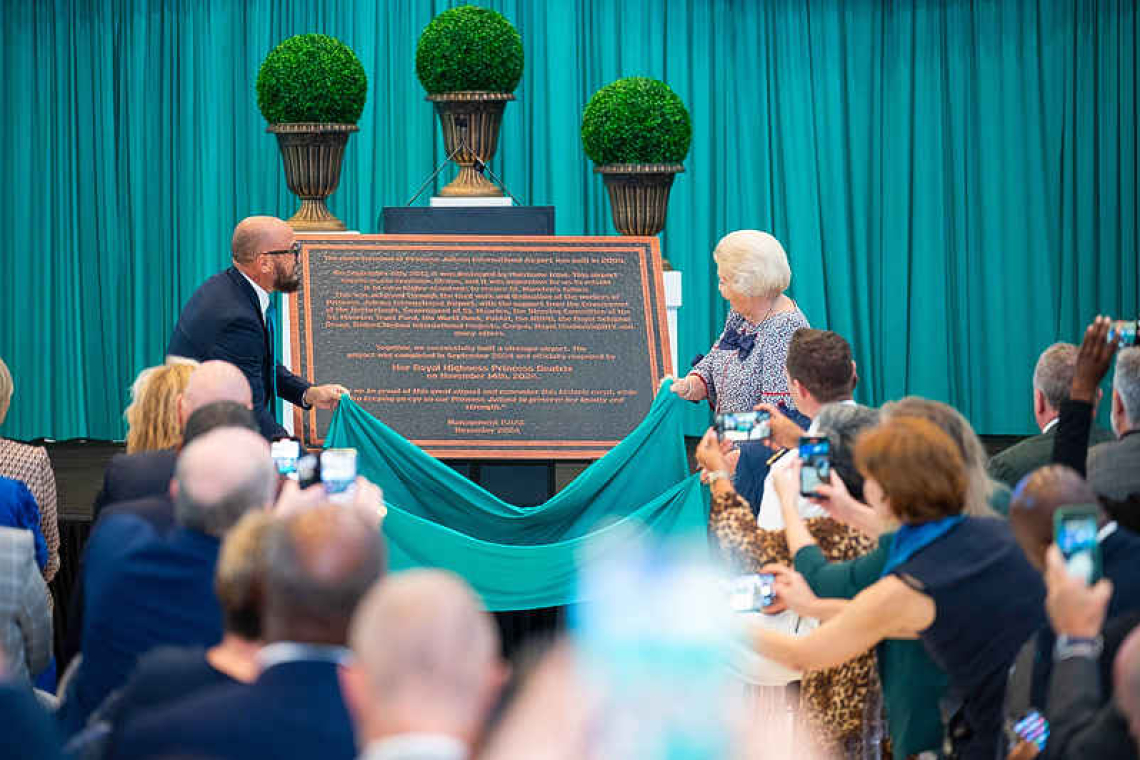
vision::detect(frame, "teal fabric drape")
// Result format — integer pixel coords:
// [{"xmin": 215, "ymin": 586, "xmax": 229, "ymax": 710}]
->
[
  {"xmin": 1, "ymin": 1, "xmax": 1136, "ymax": 440},
  {"xmin": 324, "ymin": 386, "xmax": 708, "ymax": 610}
]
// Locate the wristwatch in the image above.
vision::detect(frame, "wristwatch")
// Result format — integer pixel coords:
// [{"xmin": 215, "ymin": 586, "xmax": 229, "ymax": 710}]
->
[{"xmin": 1054, "ymin": 634, "xmax": 1103, "ymax": 661}]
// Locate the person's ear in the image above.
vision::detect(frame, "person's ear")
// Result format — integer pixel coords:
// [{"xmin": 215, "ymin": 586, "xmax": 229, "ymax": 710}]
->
[
  {"xmin": 1113, "ymin": 388, "xmax": 1125, "ymax": 419},
  {"xmin": 168, "ymin": 478, "xmax": 179, "ymax": 502},
  {"xmin": 1033, "ymin": 388, "xmax": 1047, "ymax": 418},
  {"xmin": 850, "ymin": 361, "xmax": 858, "ymax": 392},
  {"xmin": 176, "ymin": 393, "xmax": 188, "ymax": 429}
]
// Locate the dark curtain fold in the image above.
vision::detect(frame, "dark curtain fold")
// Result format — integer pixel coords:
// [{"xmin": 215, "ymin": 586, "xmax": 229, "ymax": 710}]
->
[{"xmin": 1, "ymin": 0, "xmax": 1136, "ymax": 439}]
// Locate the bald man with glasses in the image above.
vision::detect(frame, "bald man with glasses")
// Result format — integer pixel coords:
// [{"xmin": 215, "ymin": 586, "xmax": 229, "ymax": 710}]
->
[{"xmin": 167, "ymin": 215, "xmax": 348, "ymax": 439}]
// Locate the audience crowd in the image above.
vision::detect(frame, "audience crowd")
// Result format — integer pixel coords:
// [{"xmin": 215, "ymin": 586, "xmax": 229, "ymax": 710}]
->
[{"xmin": 1, "ymin": 254, "xmax": 1139, "ymax": 759}]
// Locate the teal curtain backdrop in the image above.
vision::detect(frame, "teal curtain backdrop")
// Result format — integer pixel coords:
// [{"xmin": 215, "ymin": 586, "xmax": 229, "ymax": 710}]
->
[{"xmin": 0, "ymin": 0, "xmax": 1136, "ymax": 440}]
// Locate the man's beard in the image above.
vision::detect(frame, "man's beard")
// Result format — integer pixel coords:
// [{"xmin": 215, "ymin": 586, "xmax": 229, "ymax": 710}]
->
[{"xmin": 274, "ymin": 262, "xmax": 301, "ymax": 293}]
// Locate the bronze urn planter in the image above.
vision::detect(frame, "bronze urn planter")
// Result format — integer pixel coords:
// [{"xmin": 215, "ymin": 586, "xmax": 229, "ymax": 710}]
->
[
  {"xmin": 427, "ymin": 92, "xmax": 514, "ymax": 197},
  {"xmin": 596, "ymin": 163, "xmax": 685, "ymax": 237},
  {"xmin": 268, "ymin": 122, "xmax": 358, "ymax": 231}
]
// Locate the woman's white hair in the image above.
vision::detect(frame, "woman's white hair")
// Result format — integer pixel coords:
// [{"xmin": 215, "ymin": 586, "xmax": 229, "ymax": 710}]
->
[{"xmin": 712, "ymin": 230, "xmax": 792, "ymax": 298}]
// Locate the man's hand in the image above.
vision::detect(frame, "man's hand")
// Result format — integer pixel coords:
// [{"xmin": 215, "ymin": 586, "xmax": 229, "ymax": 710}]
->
[
  {"xmin": 275, "ymin": 475, "xmax": 387, "ymax": 529},
  {"xmin": 1045, "ymin": 544, "xmax": 1113, "ymax": 638},
  {"xmin": 753, "ymin": 403, "xmax": 805, "ymax": 450},
  {"xmin": 1007, "ymin": 740, "xmax": 1040, "ymax": 760},
  {"xmin": 304, "ymin": 383, "xmax": 351, "ymax": 409},
  {"xmin": 1071, "ymin": 316, "xmax": 1118, "ymax": 403}
]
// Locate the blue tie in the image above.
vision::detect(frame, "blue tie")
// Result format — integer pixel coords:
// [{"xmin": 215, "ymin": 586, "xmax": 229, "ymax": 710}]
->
[{"xmin": 265, "ymin": 298, "xmax": 279, "ymax": 412}]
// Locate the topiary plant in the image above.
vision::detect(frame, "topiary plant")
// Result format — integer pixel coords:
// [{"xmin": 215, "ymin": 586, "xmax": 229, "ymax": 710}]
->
[
  {"xmin": 416, "ymin": 5, "xmax": 524, "ymax": 94},
  {"xmin": 581, "ymin": 77, "xmax": 692, "ymax": 165},
  {"xmin": 257, "ymin": 33, "xmax": 368, "ymax": 124}
]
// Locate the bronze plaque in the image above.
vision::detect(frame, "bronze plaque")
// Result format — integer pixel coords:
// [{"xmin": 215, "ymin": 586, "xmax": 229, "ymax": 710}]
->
[{"xmin": 290, "ymin": 235, "xmax": 672, "ymax": 458}]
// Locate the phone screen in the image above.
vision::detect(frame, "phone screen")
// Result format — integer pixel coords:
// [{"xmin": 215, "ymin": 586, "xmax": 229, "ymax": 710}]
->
[
  {"xmin": 320, "ymin": 448, "xmax": 358, "ymax": 501},
  {"xmin": 270, "ymin": 440, "xmax": 301, "ymax": 480},
  {"xmin": 1108, "ymin": 319, "xmax": 1138, "ymax": 347},
  {"xmin": 1055, "ymin": 505, "xmax": 1101, "ymax": 584},
  {"xmin": 728, "ymin": 573, "xmax": 775, "ymax": 612},
  {"xmin": 714, "ymin": 410, "xmax": 771, "ymax": 442},
  {"xmin": 799, "ymin": 437, "xmax": 831, "ymax": 497},
  {"xmin": 1013, "ymin": 710, "xmax": 1049, "ymax": 750}
]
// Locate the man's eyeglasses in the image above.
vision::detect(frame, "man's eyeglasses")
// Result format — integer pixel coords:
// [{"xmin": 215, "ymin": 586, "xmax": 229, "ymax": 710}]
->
[{"xmin": 262, "ymin": 242, "xmax": 301, "ymax": 259}]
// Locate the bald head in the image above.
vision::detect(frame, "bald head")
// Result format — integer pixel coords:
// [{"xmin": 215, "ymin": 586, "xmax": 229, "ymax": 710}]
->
[
  {"xmin": 1010, "ymin": 465, "xmax": 1102, "ymax": 571},
  {"xmin": 174, "ymin": 427, "xmax": 276, "ymax": 538},
  {"xmin": 179, "ymin": 360, "xmax": 253, "ymax": 426},
  {"xmin": 231, "ymin": 215, "xmax": 293, "ymax": 265},
  {"xmin": 345, "ymin": 570, "xmax": 503, "ymax": 744},
  {"xmin": 263, "ymin": 505, "xmax": 385, "ymax": 646},
  {"xmin": 1116, "ymin": 625, "xmax": 1140, "ymax": 749}
]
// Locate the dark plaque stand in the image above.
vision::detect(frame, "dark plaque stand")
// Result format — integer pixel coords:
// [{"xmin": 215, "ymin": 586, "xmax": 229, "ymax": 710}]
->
[{"xmin": 381, "ymin": 206, "xmax": 560, "ymax": 506}]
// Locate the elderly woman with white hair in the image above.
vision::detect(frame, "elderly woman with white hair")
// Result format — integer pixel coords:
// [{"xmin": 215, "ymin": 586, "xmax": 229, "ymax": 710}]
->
[{"xmin": 671, "ymin": 230, "xmax": 809, "ymax": 415}]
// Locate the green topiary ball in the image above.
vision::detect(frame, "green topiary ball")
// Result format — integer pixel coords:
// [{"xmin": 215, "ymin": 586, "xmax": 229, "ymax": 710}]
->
[
  {"xmin": 581, "ymin": 77, "xmax": 692, "ymax": 165},
  {"xmin": 416, "ymin": 5, "xmax": 524, "ymax": 94},
  {"xmin": 257, "ymin": 33, "xmax": 368, "ymax": 124}
]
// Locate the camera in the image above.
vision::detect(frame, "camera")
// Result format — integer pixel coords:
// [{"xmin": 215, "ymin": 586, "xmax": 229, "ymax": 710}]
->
[
  {"xmin": 1108, "ymin": 319, "xmax": 1139, "ymax": 347},
  {"xmin": 729, "ymin": 573, "xmax": 776, "ymax": 612},
  {"xmin": 799, "ymin": 436, "xmax": 832, "ymax": 497},
  {"xmin": 714, "ymin": 410, "xmax": 772, "ymax": 442}
]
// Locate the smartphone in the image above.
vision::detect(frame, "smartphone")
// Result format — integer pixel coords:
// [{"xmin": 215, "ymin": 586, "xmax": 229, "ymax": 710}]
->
[
  {"xmin": 320, "ymin": 448, "xmax": 358, "ymax": 502},
  {"xmin": 1054, "ymin": 504, "xmax": 1102, "ymax": 584},
  {"xmin": 270, "ymin": 439, "xmax": 302, "ymax": 480},
  {"xmin": 714, "ymin": 410, "xmax": 771, "ymax": 442},
  {"xmin": 296, "ymin": 453, "xmax": 321, "ymax": 490},
  {"xmin": 799, "ymin": 436, "xmax": 831, "ymax": 497},
  {"xmin": 729, "ymin": 573, "xmax": 776, "ymax": 612},
  {"xmin": 1011, "ymin": 709, "xmax": 1049, "ymax": 750},
  {"xmin": 1107, "ymin": 319, "xmax": 1138, "ymax": 347}
]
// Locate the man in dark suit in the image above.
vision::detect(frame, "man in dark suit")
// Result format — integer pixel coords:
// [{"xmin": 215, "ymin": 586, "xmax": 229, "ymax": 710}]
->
[
  {"xmin": 113, "ymin": 504, "xmax": 385, "ymax": 760},
  {"xmin": 1034, "ymin": 544, "xmax": 1138, "ymax": 759},
  {"xmin": 166, "ymin": 215, "xmax": 348, "ymax": 439},
  {"xmin": 1088, "ymin": 347, "xmax": 1140, "ymax": 527},
  {"xmin": 989, "ymin": 342, "xmax": 1112, "ymax": 489},
  {"xmin": 91, "ymin": 360, "xmax": 254, "ymax": 520},
  {"xmin": 58, "ymin": 427, "xmax": 277, "ymax": 735},
  {"xmin": 1005, "ymin": 465, "xmax": 1140, "ymax": 719}
]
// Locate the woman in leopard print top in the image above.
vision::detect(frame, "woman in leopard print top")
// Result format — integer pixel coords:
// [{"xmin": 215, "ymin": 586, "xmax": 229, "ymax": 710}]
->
[{"xmin": 697, "ymin": 405, "xmax": 885, "ymax": 759}]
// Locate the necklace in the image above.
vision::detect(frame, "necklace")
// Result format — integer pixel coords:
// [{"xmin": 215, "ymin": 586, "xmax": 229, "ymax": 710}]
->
[{"xmin": 742, "ymin": 298, "xmax": 778, "ymax": 330}]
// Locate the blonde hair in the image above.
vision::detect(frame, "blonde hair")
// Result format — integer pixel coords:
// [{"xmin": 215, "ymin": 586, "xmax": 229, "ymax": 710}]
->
[
  {"xmin": 880, "ymin": 396, "xmax": 997, "ymax": 517},
  {"xmin": 712, "ymin": 230, "xmax": 792, "ymax": 298},
  {"xmin": 216, "ymin": 511, "xmax": 274, "ymax": 639},
  {"xmin": 124, "ymin": 357, "xmax": 199, "ymax": 453},
  {"xmin": 0, "ymin": 357, "xmax": 12, "ymax": 425}
]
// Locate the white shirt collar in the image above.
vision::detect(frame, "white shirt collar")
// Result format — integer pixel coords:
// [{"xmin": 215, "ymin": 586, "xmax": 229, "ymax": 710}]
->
[
  {"xmin": 1042, "ymin": 418, "xmax": 1060, "ymax": 434},
  {"xmin": 359, "ymin": 734, "xmax": 468, "ymax": 760},
  {"xmin": 238, "ymin": 268, "xmax": 271, "ymax": 319},
  {"xmin": 257, "ymin": 641, "xmax": 351, "ymax": 671}
]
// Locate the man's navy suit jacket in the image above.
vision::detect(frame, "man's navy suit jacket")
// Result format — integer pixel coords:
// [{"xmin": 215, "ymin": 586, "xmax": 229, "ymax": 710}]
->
[
  {"xmin": 91, "ymin": 450, "xmax": 177, "ymax": 521},
  {"xmin": 167, "ymin": 266, "xmax": 309, "ymax": 438},
  {"xmin": 58, "ymin": 516, "xmax": 223, "ymax": 735},
  {"xmin": 111, "ymin": 659, "xmax": 355, "ymax": 760}
]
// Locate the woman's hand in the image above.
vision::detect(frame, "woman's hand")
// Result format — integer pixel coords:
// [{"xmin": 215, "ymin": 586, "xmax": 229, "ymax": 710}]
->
[
  {"xmin": 695, "ymin": 428, "xmax": 730, "ymax": 474},
  {"xmin": 763, "ymin": 564, "xmax": 820, "ymax": 618},
  {"xmin": 1007, "ymin": 741, "xmax": 1040, "ymax": 760},
  {"xmin": 670, "ymin": 374, "xmax": 707, "ymax": 402},
  {"xmin": 811, "ymin": 472, "xmax": 884, "ymax": 539},
  {"xmin": 771, "ymin": 456, "xmax": 802, "ymax": 511}
]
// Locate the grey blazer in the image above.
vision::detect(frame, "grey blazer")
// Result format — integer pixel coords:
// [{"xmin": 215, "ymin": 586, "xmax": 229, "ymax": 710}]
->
[
  {"xmin": 0, "ymin": 527, "xmax": 52, "ymax": 682},
  {"xmin": 1088, "ymin": 430, "xmax": 1140, "ymax": 501}
]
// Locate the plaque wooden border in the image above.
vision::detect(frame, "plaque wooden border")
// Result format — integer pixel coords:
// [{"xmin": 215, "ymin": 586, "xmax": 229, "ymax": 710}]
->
[{"xmin": 290, "ymin": 234, "xmax": 673, "ymax": 459}]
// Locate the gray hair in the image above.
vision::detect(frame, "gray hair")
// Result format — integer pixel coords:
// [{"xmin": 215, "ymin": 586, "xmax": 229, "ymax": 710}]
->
[
  {"xmin": 712, "ymin": 230, "xmax": 792, "ymax": 298},
  {"xmin": 1115, "ymin": 348, "xmax": 1140, "ymax": 424},
  {"xmin": 1033, "ymin": 343, "xmax": 1079, "ymax": 410},
  {"xmin": 174, "ymin": 427, "xmax": 276, "ymax": 538},
  {"xmin": 175, "ymin": 463, "xmax": 276, "ymax": 538},
  {"xmin": 813, "ymin": 403, "xmax": 881, "ymax": 502}
]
